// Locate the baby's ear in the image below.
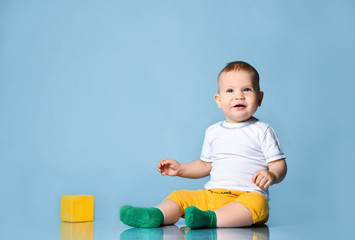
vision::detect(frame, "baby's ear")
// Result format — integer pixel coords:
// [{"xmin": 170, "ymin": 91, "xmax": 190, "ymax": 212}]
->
[
  {"xmin": 258, "ymin": 91, "xmax": 264, "ymax": 106},
  {"xmin": 214, "ymin": 94, "xmax": 221, "ymax": 108}
]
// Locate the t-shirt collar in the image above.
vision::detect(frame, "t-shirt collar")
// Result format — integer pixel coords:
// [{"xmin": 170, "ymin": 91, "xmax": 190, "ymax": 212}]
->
[{"xmin": 221, "ymin": 117, "xmax": 258, "ymax": 129}]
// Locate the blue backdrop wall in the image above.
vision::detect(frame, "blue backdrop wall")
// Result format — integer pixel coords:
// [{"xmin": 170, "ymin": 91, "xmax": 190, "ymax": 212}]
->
[{"xmin": 1, "ymin": 0, "xmax": 354, "ymax": 237}]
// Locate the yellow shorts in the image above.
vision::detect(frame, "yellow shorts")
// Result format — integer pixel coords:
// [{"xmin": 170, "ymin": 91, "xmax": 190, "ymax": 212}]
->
[{"xmin": 165, "ymin": 189, "xmax": 269, "ymax": 224}]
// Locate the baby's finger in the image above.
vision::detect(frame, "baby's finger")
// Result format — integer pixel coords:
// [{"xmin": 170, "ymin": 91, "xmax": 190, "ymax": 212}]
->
[
  {"xmin": 162, "ymin": 159, "xmax": 171, "ymax": 168},
  {"xmin": 260, "ymin": 179, "xmax": 270, "ymax": 189},
  {"xmin": 161, "ymin": 158, "xmax": 171, "ymax": 166},
  {"xmin": 158, "ymin": 159, "xmax": 165, "ymax": 168},
  {"xmin": 158, "ymin": 164, "xmax": 165, "ymax": 171},
  {"xmin": 158, "ymin": 159, "xmax": 167, "ymax": 170},
  {"xmin": 263, "ymin": 180, "xmax": 271, "ymax": 189},
  {"xmin": 254, "ymin": 174, "xmax": 263, "ymax": 187},
  {"xmin": 252, "ymin": 171, "xmax": 261, "ymax": 183},
  {"xmin": 258, "ymin": 177, "xmax": 269, "ymax": 189}
]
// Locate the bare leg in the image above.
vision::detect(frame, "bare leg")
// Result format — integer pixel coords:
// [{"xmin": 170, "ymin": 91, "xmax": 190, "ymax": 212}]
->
[
  {"xmin": 214, "ymin": 202, "xmax": 253, "ymax": 227},
  {"xmin": 155, "ymin": 200, "xmax": 182, "ymax": 225}
]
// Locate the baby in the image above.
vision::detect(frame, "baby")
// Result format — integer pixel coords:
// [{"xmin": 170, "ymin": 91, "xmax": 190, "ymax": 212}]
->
[{"xmin": 120, "ymin": 61, "xmax": 287, "ymax": 228}]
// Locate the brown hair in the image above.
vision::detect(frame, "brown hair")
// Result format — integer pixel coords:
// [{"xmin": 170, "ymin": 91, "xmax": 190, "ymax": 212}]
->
[{"xmin": 217, "ymin": 61, "xmax": 260, "ymax": 92}]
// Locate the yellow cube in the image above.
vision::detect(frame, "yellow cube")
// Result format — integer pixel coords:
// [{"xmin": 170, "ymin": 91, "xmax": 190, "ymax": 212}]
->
[{"xmin": 61, "ymin": 195, "xmax": 94, "ymax": 222}]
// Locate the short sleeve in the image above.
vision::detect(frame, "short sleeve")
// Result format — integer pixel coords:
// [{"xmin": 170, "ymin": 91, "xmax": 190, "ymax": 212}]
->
[
  {"xmin": 261, "ymin": 126, "xmax": 286, "ymax": 163},
  {"xmin": 200, "ymin": 129, "xmax": 212, "ymax": 162}
]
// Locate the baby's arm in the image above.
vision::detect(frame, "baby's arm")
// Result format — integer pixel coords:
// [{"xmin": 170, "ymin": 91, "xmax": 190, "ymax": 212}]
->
[
  {"xmin": 158, "ymin": 158, "xmax": 212, "ymax": 179},
  {"xmin": 252, "ymin": 159, "xmax": 287, "ymax": 189}
]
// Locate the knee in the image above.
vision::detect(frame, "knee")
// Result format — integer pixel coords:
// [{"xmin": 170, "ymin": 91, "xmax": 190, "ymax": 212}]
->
[{"xmin": 237, "ymin": 192, "xmax": 269, "ymax": 225}]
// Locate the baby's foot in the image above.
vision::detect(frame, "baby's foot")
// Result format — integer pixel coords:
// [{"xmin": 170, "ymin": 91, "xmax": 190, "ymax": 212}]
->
[
  {"xmin": 120, "ymin": 206, "xmax": 164, "ymax": 228},
  {"xmin": 185, "ymin": 206, "xmax": 216, "ymax": 229}
]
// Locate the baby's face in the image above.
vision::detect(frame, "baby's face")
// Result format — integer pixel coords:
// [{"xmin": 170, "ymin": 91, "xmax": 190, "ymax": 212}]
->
[{"xmin": 215, "ymin": 70, "xmax": 263, "ymax": 123}]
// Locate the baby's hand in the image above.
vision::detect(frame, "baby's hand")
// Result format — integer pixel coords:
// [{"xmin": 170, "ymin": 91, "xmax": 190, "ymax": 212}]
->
[
  {"xmin": 252, "ymin": 170, "xmax": 275, "ymax": 189},
  {"xmin": 157, "ymin": 158, "xmax": 181, "ymax": 176}
]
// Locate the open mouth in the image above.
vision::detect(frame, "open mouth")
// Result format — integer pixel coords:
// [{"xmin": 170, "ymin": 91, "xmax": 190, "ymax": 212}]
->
[
  {"xmin": 233, "ymin": 104, "xmax": 246, "ymax": 109},
  {"xmin": 234, "ymin": 104, "xmax": 246, "ymax": 108}
]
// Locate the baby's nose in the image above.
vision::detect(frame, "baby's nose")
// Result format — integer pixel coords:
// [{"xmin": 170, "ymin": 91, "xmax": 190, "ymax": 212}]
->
[{"xmin": 234, "ymin": 92, "xmax": 245, "ymax": 99}]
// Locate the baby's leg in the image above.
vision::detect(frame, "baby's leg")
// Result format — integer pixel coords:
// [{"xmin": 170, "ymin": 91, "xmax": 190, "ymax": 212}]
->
[
  {"xmin": 214, "ymin": 202, "xmax": 253, "ymax": 227},
  {"xmin": 185, "ymin": 191, "xmax": 268, "ymax": 228},
  {"xmin": 214, "ymin": 191, "xmax": 269, "ymax": 227},
  {"xmin": 155, "ymin": 200, "xmax": 182, "ymax": 225}
]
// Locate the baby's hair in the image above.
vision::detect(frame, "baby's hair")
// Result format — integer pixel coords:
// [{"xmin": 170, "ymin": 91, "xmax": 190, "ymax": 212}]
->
[{"xmin": 217, "ymin": 61, "xmax": 260, "ymax": 92}]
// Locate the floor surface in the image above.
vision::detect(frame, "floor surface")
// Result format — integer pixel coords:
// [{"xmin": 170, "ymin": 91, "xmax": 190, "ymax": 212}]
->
[{"xmin": 2, "ymin": 217, "xmax": 346, "ymax": 240}]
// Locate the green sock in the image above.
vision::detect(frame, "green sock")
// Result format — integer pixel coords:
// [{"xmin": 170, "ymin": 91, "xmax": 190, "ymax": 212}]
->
[
  {"xmin": 120, "ymin": 206, "xmax": 164, "ymax": 228},
  {"xmin": 185, "ymin": 206, "xmax": 217, "ymax": 229}
]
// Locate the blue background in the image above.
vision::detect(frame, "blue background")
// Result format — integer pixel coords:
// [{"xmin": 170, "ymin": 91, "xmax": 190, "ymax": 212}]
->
[{"xmin": 1, "ymin": 0, "xmax": 354, "ymax": 239}]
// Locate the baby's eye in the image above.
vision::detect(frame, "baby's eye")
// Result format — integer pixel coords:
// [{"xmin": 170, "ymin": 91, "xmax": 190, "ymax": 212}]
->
[
  {"xmin": 243, "ymin": 88, "xmax": 253, "ymax": 92},
  {"xmin": 226, "ymin": 89, "xmax": 234, "ymax": 93}
]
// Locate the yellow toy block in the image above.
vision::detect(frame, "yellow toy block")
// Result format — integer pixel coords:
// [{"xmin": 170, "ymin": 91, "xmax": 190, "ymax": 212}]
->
[
  {"xmin": 61, "ymin": 195, "xmax": 94, "ymax": 222},
  {"xmin": 60, "ymin": 222, "xmax": 94, "ymax": 240}
]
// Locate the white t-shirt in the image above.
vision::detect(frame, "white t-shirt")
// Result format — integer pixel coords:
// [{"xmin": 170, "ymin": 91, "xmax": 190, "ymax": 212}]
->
[{"xmin": 200, "ymin": 117, "xmax": 286, "ymax": 200}]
